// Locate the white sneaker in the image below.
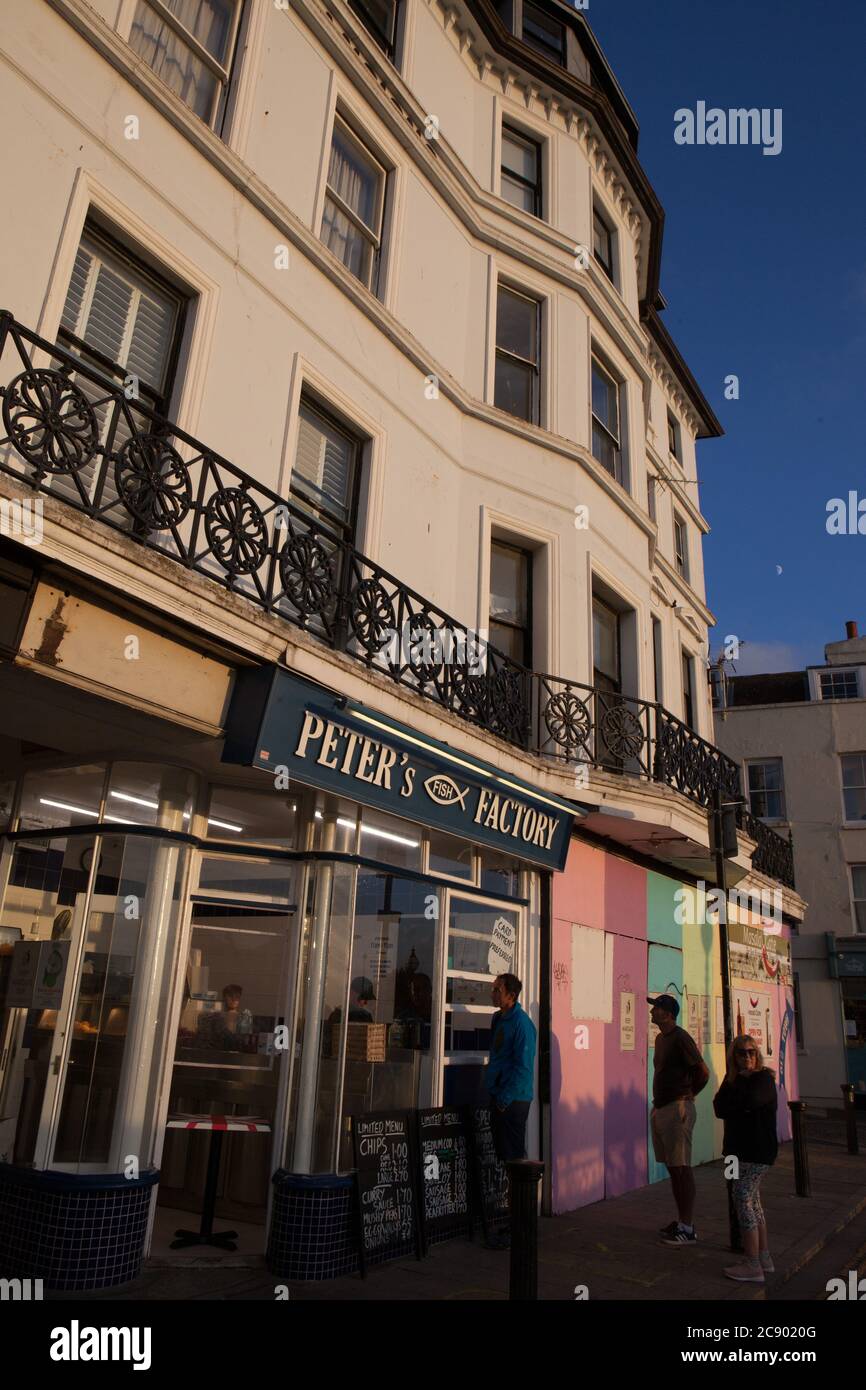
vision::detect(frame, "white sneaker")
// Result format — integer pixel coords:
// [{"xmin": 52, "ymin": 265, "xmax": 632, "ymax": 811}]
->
[
  {"xmin": 760, "ymin": 1251, "xmax": 775, "ymax": 1273},
  {"xmin": 724, "ymin": 1262, "xmax": 765, "ymax": 1283}
]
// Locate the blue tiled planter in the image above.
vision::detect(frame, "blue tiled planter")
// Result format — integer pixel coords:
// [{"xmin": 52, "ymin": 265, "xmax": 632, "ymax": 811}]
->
[
  {"xmin": 266, "ymin": 1170, "xmax": 358, "ymax": 1281},
  {"xmin": 0, "ymin": 1163, "xmax": 159, "ymax": 1291}
]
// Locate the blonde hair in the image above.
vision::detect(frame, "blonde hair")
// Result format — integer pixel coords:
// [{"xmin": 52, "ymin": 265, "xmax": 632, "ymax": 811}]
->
[{"xmin": 726, "ymin": 1033, "xmax": 775, "ymax": 1084}]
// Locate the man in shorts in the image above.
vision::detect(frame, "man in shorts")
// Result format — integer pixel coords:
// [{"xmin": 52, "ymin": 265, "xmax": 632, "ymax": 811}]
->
[{"xmin": 648, "ymin": 993, "xmax": 709, "ymax": 1246}]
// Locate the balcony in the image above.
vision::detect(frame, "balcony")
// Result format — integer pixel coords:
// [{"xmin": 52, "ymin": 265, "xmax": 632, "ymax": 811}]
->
[{"xmin": 0, "ymin": 313, "xmax": 794, "ymax": 889}]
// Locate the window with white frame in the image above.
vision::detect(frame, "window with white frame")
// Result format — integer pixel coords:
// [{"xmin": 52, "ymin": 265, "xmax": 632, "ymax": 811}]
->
[
  {"xmin": 667, "ymin": 410, "xmax": 681, "ymax": 462},
  {"xmin": 128, "ymin": 0, "xmax": 245, "ymax": 127},
  {"xmin": 591, "ymin": 355, "xmax": 623, "ymax": 484},
  {"xmin": 501, "ymin": 124, "xmax": 543, "ymax": 217},
  {"xmin": 321, "ymin": 117, "xmax": 387, "ymax": 293},
  {"xmin": 494, "ymin": 285, "xmax": 541, "ymax": 424},
  {"xmin": 820, "ymin": 668, "xmax": 860, "ymax": 700},
  {"xmin": 674, "ymin": 514, "xmax": 689, "ymax": 580},
  {"xmin": 521, "ymin": 1, "xmax": 565, "ymax": 64},
  {"xmin": 57, "ymin": 225, "xmax": 187, "ymax": 500},
  {"xmin": 747, "ymin": 759, "xmax": 786, "ymax": 820},
  {"xmin": 681, "ymin": 648, "xmax": 696, "ymax": 729},
  {"xmin": 842, "ymin": 753, "xmax": 866, "ymax": 821},
  {"xmin": 348, "ymin": 0, "xmax": 400, "ymax": 58},
  {"xmin": 592, "ymin": 204, "xmax": 615, "ymax": 283},
  {"xmin": 647, "ymin": 474, "xmax": 657, "ymax": 523},
  {"xmin": 292, "ymin": 397, "xmax": 362, "ymax": 544},
  {"xmin": 851, "ymin": 866, "xmax": 866, "ymax": 933}
]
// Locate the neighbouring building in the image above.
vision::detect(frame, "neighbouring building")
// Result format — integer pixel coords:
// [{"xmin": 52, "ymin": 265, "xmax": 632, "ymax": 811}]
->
[
  {"xmin": 0, "ymin": 0, "xmax": 800, "ymax": 1287},
  {"xmin": 714, "ymin": 621, "xmax": 866, "ymax": 1109}
]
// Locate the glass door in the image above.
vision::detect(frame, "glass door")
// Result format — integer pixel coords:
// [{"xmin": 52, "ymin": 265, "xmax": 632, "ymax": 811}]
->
[
  {"xmin": 441, "ymin": 892, "xmax": 522, "ymax": 1106},
  {"xmin": 156, "ymin": 895, "xmax": 298, "ymax": 1238}
]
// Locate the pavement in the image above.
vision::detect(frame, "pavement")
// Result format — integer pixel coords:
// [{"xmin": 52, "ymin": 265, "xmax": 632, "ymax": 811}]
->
[{"xmin": 68, "ymin": 1113, "xmax": 866, "ymax": 1303}]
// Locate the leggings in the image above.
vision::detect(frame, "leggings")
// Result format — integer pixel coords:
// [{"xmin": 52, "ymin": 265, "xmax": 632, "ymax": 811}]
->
[{"xmin": 732, "ymin": 1162, "xmax": 770, "ymax": 1232}]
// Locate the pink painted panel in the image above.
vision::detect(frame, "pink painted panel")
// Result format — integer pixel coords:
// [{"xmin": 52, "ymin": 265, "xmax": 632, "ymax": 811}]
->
[
  {"xmin": 604, "ymin": 852, "xmax": 647, "ymax": 941},
  {"xmin": 551, "ymin": 837, "xmax": 605, "ymax": 929},
  {"xmin": 604, "ymin": 932, "xmax": 649, "ymax": 1196},
  {"xmin": 550, "ymin": 912, "xmax": 605, "ymax": 1212}
]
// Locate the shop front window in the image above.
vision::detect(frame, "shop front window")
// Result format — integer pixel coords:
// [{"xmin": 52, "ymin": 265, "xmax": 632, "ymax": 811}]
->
[
  {"xmin": 205, "ymin": 783, "xmax": 301, "ymax": 846},
  {"xmin": 17, "ymin": 765, "xmax": 106, "ymax": 832},
  {"xmin": 52, "ymin": 832, "xmax": 189, "ymax": 1169},
  {"xmin": 444, "ymin": 896, "xmax": 520, "ymax": 1105},
  {"xmin": 106, "ymin": 763, "xmax": 196, "ymax": 829},
  {"xmin": 428, "ymin": 828, "xmax": 474, "ymax": 881},
  {"xmin": 158, "ymin": 899, "xmax": 295, "ymax": 1232},
  {"xmin": 0, "ymin": 833, "xmax": 97, "ymax": 1166},
  {"xmin": 336, "ymin": 872, "xmax": 438, "ymax": 1166}
]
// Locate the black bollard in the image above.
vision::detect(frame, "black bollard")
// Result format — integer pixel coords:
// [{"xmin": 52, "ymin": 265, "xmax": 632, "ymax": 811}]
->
[
  {"xmin": 841, "ymin": 1084, "xmax": 860, "ymax": 1156},
  {"xmin": 507, "ymin": 1160, "xmax": 544, "ymax": 1300},
  {"xmin": 788, "ymin": 1101, "xmax": 811, "ymax": 1197}
]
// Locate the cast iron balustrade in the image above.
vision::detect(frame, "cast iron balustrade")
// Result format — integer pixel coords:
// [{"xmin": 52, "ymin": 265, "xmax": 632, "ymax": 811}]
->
[{"xmin": 0, "ymin": 313, "xmax": 794, "ymax": 889}]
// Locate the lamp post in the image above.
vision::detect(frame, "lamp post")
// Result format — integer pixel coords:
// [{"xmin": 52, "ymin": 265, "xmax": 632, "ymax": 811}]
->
[{"xmin": 711, "ymin": 785, "xmax": 745, "ymax": 1252}]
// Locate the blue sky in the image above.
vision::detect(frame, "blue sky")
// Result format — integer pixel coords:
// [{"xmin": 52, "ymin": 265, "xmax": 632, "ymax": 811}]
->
[{"xmin": 583, "ymin": 0, "xmax": 866, "ymax": 674}]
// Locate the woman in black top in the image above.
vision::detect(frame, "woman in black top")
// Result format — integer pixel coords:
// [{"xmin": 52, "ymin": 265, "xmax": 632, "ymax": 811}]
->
[{"xmin": 713, "ymin": 1034, "xmax": 778, "ymax": 1284}]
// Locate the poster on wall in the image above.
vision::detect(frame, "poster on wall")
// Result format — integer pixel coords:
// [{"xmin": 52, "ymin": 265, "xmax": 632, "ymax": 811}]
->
[
  {"xmin": 7, "ymin": 938, "xmax": 70, "ymax": 1009},
  {"xmin": 734, "ymin": 988, "xmax": 770, "ymax": 1053},
  {"xmin": 620, "ymin": 992, "xmax": 635, "ymax": 1051},
  {"xmin": 715, "ymin": 996, "xmax": 724, "ymax": 1045},
  {"xmin": 729, "ymin": 921, "xmax": 792, "ymax": 986},
  {"xmin": 488, "ymin": 917, "xmax": 515, "ymax": 977},
  {"xmin": 571, "ymin": 924, "xmax": 613, "ymax": 1022},
  {"xmin": 700, "ymin": 994, "xmax": 711, "ymax": 1049},
  {"xmin": 687, "ymin": 992, "xmax": 700, "ymax": 1041}
]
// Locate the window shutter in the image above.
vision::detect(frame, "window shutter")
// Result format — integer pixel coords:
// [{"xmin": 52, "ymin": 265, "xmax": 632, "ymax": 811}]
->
[{"xmin": 294, "ymin": 407, "xmax": 353, "ymax": 524}]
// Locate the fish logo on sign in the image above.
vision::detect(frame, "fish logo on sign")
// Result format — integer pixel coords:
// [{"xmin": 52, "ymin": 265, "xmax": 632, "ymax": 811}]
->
[{"xmin": 423, "ymin": 775, "xmax": 469, "ymax": 809}]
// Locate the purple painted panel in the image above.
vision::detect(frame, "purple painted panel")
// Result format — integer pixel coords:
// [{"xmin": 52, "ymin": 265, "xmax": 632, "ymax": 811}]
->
[{"xmin": 604, "ymin": 932, "xmax": 649, "ymax": 1197}]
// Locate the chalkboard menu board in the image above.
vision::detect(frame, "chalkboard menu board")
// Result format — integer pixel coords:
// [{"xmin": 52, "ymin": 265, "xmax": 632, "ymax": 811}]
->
[
  {"xmin": 468, "ymin": 1106, "xmax": 509, "ymax": 1236},
  {"xmin": 351, "ymin": 1110, "xmax": 420, "ymax": 1271},
  {"xmin": 416, "ymin": 1106, "xmax": 472, "ymax": 1248}
]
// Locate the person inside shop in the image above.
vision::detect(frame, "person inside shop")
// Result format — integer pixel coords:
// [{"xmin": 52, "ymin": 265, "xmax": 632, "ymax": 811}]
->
[
  {"xmin": 713, "ymin": 1034, "xmax": 778, "ymax": 1284},
  {"xmin": 484, "ymin": 972, "xmax": 537, "ymax": 1251},
  {"xmin": 221, "ymin": 984, "xmax": 243, "ymax": 1033},
  {"xmin": 200, "ymin": 983, "xmax": 245, "ymax": 1049},
  {"xmin": 648, "ymin": 993, "xmax": 709, "ymax": 1247},
  {"xmin": 326, "ymin": 977, "xmax": 376, "ymax": 1033}
]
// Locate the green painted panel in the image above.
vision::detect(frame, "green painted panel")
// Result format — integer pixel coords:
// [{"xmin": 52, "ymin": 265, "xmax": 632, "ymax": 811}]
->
[{"xmin": 647, "ymin": 871, "xmax": 682, "ymax": 948}]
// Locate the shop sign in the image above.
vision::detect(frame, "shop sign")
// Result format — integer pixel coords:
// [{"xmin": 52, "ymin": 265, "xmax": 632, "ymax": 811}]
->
[
  {"xmin": 7, "ymin": 939, "xmax": 70, "ymax": 1009},
  {"xmin": 728, "ymin": 920, "xmax": 792, "ymax": 986},
  {"xmin": 224, "ymin": 667, "xmax": 575, "ymax": 870},
  {"xmin": 837, "ymin": 951, "xmax": 866, "ymax": 977}
]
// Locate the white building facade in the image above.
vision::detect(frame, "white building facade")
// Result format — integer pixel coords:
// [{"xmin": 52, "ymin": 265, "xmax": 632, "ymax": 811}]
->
[
  {"xmin": 0, "ymin": 0, "xmax": 800, "ymax": 1286},
  {"xmin": 715, "ymin": 622, "xmax": 866, "ymax": 1111}
]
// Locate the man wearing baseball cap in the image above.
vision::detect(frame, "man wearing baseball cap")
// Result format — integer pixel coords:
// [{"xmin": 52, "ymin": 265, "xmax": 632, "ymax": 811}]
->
[{"xmin": 647, "ymin": 993, "xmax": 709, "ymax": 1246}]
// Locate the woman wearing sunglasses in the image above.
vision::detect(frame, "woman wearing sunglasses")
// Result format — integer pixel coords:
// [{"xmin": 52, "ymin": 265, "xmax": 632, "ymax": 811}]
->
[{"xmin": 712, "ymin": 1034, "xmax": 778, "ymax": 1282}]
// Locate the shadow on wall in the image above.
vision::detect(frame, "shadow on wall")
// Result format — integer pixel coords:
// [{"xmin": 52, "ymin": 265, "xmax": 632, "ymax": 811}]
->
[{"xmin": 549, "ymin": 1020, "xmax": 727, "ymax": 1215}]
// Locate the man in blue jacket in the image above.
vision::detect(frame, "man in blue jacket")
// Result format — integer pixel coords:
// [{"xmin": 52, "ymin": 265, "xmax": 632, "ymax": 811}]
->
[
  {"xmin": 487, "ymin": 972, "xmax": 537, "ymax": 1164},
  {"xmin": 485, "ymin": 973, "xmax": 536, "ymax": 1249}
]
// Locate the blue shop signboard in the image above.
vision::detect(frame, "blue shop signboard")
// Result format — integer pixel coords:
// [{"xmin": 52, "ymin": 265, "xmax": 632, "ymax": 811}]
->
[{"xmin": 223, "ymin": 666, "xmax": 575, "ymax": 870}]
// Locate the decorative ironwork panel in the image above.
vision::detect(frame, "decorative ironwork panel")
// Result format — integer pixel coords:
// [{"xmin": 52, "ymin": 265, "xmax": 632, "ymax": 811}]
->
[{"xmin": 0, "ymin": 312, "xmax": 794, "ymax": 890}]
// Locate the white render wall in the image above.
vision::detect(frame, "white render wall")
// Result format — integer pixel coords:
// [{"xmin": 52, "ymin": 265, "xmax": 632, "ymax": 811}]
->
[
  {"xmin": 0, "ymin": 0, "xmax": 715, "ymax": 734},
  {"xmin": 715, "ymin": 694, "xmax": 866, "ymax": 1102}
]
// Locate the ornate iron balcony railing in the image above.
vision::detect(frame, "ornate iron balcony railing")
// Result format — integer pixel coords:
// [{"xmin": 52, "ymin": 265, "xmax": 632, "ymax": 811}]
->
[{"xmin": 0, "ymin": 313, "xmax": 794, "ymax": 889}]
